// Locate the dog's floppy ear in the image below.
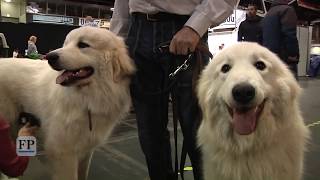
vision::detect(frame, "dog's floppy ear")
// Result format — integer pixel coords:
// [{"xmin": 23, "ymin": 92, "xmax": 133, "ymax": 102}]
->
[
  {"xmin": 285, "ymin": 75, "xmax": 301, "ymax": 100},
  {"xmin": 111, "ymin": 44, "xmax": 136, "ymax": 82},
  {"xmin": 278, "ymin": 69, "xmax": 301, "ymax": 101}
]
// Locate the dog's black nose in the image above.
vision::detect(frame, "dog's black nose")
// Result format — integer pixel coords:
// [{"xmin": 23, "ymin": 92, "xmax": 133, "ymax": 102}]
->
[
  {"xmin": 232, "ymin": 83, "xmax": 256, "ymax": 104},
  {"xmin": 46, "ymin": 52, "xmax": 62, "ymax": 71},
  {"xmin": 46, "ymin": 52, "xmax": 59, "ymax": 65}
]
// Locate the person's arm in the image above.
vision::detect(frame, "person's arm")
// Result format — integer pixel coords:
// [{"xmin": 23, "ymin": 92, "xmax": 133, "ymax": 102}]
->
[
  {"xmin": 185, "ymin": 0, "xmax": 239, "ymax": 37},
  {"xmin": 238, "ymin": 23, "xmax": 244, "ymax": 41},
  {"xmin": 0, "ymin": 119, "xmax": 29, "ymax": 177},
  {"xmin": 110, "ymin": 0, "xmax": 130, "ymax": 38},
  {"xmin": 280, "ymin": 6, "xmax": 299, "ymax": 59},
  {"xmin": 170, "ymin": 0, "xmax": 239, "ymax": 55}
]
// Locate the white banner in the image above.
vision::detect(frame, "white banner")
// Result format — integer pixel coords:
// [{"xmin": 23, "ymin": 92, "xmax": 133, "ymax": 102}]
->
[
  {"xmin": 32, "ymin": 14, "xmax": 74, "ymax": 25},
  {"xmin": 79, "ymin": 18, "xmax": 101, "ymax": 27},
  {"xmin": 212, "ymin": 10, "xmax": 246, "ymax": 30},
  {"xmin": 100, "ymin": 20, "xmax": 110, "ymax": 29}
]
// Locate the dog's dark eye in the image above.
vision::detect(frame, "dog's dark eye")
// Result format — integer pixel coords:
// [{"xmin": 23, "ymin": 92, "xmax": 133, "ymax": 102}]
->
[
  {"xmin": 221, "ymin": 64, "xmax": 231, "ymax": 73},
  {"xmin": 78, "ymin": 42, "xmax": 90, "ymax": 49},
  {"xmin": 254, "ymin": 61, "xmax": 266, "ymax": 71}
]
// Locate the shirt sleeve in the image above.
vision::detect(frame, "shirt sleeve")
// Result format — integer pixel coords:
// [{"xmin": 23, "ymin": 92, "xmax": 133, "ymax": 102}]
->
[
  {"xmin": 0, "ymin": 119, "xmax": 29, "ymax": 177},
  {"xmin": 185, "ymin": 0, "xmax": 239, "ymax": 37},
  {"xmin": 110, "ymin": 0, "xmax": 130, "ymax": 38}
]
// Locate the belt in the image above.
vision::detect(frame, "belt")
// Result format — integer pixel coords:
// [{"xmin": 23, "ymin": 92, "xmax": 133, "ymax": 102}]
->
[{"xmin": 132, "ymin": 12, "xmax": 190, "ymax": 21}]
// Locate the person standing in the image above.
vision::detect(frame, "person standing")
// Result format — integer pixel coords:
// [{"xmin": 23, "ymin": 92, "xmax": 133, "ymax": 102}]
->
[
  {"xmin": 110, "ymin": 1, "xmax": 238, "ymax": 180},
  {"xmin": 238, "ymin": 4, "xmax": 263, "ymax": 44},
  {"xmin": 262, "ymin": 0, "xmax": 300, "ymax": 78},
  {"xmin": 27, "ymin": 36, "xmax": 38, "ymax": 56},
  {"xmin": 12, "ymin": 48, "xmax": 19, "ymax": 58},
  {"xmin": 84, "ymin": 16, "xmax": 99, "ymax": 27}
]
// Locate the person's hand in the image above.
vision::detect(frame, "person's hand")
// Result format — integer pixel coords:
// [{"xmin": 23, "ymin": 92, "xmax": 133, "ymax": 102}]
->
[
  {"xmin": 18, "ymin": 123, "xmax": 38, "ymax": 137},
  {"xmin": 169, "ymin": 26, "xmax": 200, "ymax": 55}
]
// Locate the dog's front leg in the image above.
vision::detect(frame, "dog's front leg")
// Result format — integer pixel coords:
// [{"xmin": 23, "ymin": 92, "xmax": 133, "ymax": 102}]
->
[
  {"xmin": 51, "ymin": 154, "xmax": 78, "ymax": 180},
  {"xmin": 78, "ymin": 151, "xmax": 93, "ymax": 180}
]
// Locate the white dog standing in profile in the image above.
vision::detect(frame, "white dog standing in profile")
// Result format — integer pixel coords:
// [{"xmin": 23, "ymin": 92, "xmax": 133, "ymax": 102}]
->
[
  {"xmin": 197, "ymin": 42, "xmax": 309, "ymax": 180},
  {"xmin": 0, "ymin": 27, "xmax": 135, "ymax": 180}
]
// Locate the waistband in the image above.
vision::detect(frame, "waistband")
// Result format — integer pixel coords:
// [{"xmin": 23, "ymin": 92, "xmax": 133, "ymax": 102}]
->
[{"xmin": 131, "ymin": 12, "xmax": 190, "ymax": 22}]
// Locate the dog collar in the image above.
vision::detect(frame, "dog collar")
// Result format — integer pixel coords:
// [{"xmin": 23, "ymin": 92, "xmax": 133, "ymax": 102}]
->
[{"xmin": 88, "ymin": 109, "xmax": 92, "ymax": 131}]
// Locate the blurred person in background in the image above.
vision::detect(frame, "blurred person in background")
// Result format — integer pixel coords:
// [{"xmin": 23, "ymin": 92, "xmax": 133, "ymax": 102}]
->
[
  {"xmin": 84, "ymin": 16, "xmax": 99, "ymax": 27},
  {"xmin": 12, "ymin": 48, "xmax": 19, "ymax": 58},
  {"xmin": 262, "ymin": 0, "xmax": 299, "ymax": 78},
  {"xmin": 27, "ymin": 35, "xmax": 41, "ymax": 59},
  {"xmin": 238, "ymin": 4, "xmax": 263, "ymax": 44}
]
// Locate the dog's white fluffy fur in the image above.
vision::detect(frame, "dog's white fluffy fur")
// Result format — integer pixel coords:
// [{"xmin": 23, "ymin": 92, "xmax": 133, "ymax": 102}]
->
[
  {"xmin": 197, "ymin": 42, "xmax": 309, "ymax": 180},
  {"xmin": 0, "ymin": 27, "xmax": 135, "ymax": 180}
]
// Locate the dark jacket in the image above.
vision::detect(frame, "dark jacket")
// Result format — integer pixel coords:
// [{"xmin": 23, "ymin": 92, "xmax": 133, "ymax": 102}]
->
[
  {"xmin": 262, "ymin": 2, "xmax": 299, "ymax": 63},
  {"xmin": 238, "ymin": 15, "xmax": 263, "ymax": 44},
  {"xmin": 0, "ymin": 118, "xmax": 29, "ymax": 177}
]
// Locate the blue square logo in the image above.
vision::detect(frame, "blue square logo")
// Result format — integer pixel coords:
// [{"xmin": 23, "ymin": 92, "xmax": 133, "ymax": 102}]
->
[{"xmin": 16, "ymin": 136, "xmax": 37, "ymax": 156}]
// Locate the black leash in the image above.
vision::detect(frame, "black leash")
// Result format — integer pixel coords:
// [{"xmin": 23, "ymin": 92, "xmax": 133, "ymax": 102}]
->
[
  {"xmin": 176, "ymin": 43, "xmax": 212, "ymax": 180},
  {"xmin": 172, "ymin": 92, "xmax": 180, "ymax": 180},
  {"xmin": 179, "ymin": 139, "xmax": 187, "ymax": 180}
]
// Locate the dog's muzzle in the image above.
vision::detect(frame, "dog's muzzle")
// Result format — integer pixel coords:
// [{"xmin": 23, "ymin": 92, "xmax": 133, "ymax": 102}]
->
[
  {"xmin": 228, "ymin": 83, "xmax": 265, "ymax": 135},
  {"xmin": 47, "ymin": 52, "xmax": 63, "ymax": 71}
]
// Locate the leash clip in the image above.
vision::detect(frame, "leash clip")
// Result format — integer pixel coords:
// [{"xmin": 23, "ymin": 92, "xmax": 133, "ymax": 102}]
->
[{"xmin": 169, "ymin": 54, "xmax": 192, "ymax": 78}]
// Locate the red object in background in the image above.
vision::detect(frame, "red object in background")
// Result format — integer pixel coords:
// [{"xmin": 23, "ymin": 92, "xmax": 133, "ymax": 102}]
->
[
  {"xmin": 298, "ymin": 0, "xmax": 320, "ymax": 10},
  {"xmin": 0, "ymin": 118, "xmax": 29, "ymax": 177}
]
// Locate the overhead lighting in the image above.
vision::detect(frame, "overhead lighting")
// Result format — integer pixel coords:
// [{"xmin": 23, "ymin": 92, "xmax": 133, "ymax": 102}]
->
[{"xmin": 4, "ymin": 0, "xmax": 12, "ymax": 2}]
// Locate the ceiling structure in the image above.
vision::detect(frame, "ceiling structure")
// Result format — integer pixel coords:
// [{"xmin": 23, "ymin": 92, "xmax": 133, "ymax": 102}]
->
[
  {"xmin": 66, "ymin": 0, "xmax": 115, "ymax": 6},
  {"xmin": 61, "ymin": 0, "xmax": 320, "ymax": 22}
]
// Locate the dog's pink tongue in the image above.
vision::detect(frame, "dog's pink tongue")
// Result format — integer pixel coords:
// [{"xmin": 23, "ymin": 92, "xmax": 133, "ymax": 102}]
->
[
  {"xmin": 233, "ymin": 108, "xmax": 257, "ymax": 135},
  {"xmin": 56, "ymin": 71, "xmax": 73, "ymax": 84}
]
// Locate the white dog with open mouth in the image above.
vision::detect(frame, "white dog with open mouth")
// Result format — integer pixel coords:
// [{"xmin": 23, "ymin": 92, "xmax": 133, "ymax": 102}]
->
[
  {"xmin": 197, "ymin": 42, "xmax": 309, "ymax": 180},
  {"xmin": 0, "ymin": 27, "xmax": 135, "ymax": 180}
]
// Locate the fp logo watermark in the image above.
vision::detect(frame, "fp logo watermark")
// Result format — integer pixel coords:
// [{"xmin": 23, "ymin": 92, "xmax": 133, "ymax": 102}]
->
[{"xmin": 16, "ymin": 136, "xmax": 37, "ymax": 156}]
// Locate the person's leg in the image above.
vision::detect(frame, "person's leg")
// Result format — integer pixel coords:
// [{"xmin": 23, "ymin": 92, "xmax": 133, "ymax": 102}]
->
[
  {"xmin": 127, "ymin": 17, "xmax": 174, "ymax": 180},
  {"xmin": 133, "ymin": 91, "xmax": 173, "ymax": 180},
  {"xmin": 288, "ymin": 63, "xmax": 298, "ymax": 79}
]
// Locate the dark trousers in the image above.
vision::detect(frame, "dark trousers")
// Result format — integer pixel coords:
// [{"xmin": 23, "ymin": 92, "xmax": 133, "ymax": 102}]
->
[
  {"xmin": 288, "ymin": 63, "xmax": 298, "ymax": 79},
  {"xmin": 126, "ymin": 14, "xmax": 208, "ymax": 180}
]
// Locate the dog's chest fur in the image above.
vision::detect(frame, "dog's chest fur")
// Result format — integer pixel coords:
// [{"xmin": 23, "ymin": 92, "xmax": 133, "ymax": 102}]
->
[{"xmin": 203, "ymin": 145, "xmax": 296, "ymax": 180}]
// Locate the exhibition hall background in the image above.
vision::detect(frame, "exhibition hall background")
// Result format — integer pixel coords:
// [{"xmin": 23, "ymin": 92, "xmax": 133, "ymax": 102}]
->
[{"xmin": 0, "ymin": 22, "xmax": 76, "ymax": 55}]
